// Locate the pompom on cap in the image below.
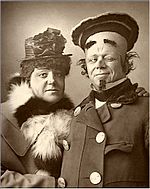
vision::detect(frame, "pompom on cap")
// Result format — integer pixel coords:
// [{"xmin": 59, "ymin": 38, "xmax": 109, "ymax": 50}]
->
[{"xmin": 71, "ymin": 12, "xmax": 139, "ymax": 51}]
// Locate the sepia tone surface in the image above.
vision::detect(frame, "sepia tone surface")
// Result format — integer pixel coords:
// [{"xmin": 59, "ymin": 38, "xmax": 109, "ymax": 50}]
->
[{"xmin": 1, "ymin": 1, "xmax": 149, "ymax": 105}]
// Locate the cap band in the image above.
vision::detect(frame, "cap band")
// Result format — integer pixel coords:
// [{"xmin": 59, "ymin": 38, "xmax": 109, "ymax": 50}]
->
[{"xmin": 80, "ymin": 21, "xmax": 131, "ymax": 49}]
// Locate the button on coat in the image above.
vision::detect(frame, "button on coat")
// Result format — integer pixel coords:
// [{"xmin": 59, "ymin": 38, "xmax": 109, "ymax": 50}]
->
[
  {"xmin": 74, "ymin": 106, "xmax": 81, "ymax": 116},
  {"xmin": 96, "ymin": 132, "xmax": 105, "ymax": 143},
  {"xmin": 60, "ymin": 93, "xmax": 149, "ymax": 187},
  {"xmin": 110, "ymin": 103, "xmax": 122, "ymax": 108},
  {"xmin": 90, "ymin": 172, "xmax": 102, "ymax": 184},
  {"xmin": 57, "ymin": 177, "xmax": 66, "ymax": 188},
  {"xmin": 62, "ymin": 140, "xmax": 70, "ymax": 151}
]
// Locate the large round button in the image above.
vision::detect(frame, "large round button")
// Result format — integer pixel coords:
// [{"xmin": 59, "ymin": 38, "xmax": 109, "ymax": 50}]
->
[
  {"xmin": 62, "ymin": 140, "xmax": 70, "ymax": 151},
  {"xmin": 96, "ymin": 132, "xmax": 105, "ymax": 143},
  {"xmin": 57, "ymin": 177, "xmax": 66, "ymax": 188},
  {"xmin": 74, "ymin": 106, "xmax": 81, "ymax": 116},
  {"xmin": 90, "ymin": 172, "xmax": 101, "ymax": 184},
  {"xmin": 110, "ymin": 103, "xmax": 122, "ymax": 108}
]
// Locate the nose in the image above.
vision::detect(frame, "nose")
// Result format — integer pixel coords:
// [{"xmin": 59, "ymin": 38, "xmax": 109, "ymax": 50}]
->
[
  {"xmin": 96, "ymin": 56, "xmax": 106, "ymax": 69},
  {"xmin": 47, "ymin": 71, "xmax": 55, "ymax": 84}
]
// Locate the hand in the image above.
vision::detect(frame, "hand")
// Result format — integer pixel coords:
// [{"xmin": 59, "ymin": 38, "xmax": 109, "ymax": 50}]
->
[{"xmin": 136, "ymin": 87, "xmax": 149, "ymax": 97}]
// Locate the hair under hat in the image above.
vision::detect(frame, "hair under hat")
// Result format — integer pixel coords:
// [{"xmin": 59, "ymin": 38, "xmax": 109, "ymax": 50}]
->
[
  {"xmin": 20, "ymin": 28, "xmax": 72, "ymax": 78},
  {"xmin": 72, "ymin": 12, "xmax": 139, "ymax": 51}
]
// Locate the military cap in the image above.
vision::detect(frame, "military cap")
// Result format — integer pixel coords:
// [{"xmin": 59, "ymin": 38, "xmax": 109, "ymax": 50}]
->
[{"xmin": 72, "ymin": 12, "xmax": 139, "ymax": 51}]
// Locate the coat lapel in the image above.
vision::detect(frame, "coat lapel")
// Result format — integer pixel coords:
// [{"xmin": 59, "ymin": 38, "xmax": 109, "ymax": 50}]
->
[
  {"xmin": 97, "ymin": 103, "xmax": 111, "ymax": 123},
  {"xmin": 1, "ymin": 102, "xmax": 31, "ymax": 156},
  {"xmin": 75, "ymin": 101, "xmax": 111, "ymax": 131}
]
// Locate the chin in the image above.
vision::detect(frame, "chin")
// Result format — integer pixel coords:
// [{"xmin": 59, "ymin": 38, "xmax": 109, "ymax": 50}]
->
[{"xmin": 43, "ymin": 96, "xmax": 62, "ymax": 104}]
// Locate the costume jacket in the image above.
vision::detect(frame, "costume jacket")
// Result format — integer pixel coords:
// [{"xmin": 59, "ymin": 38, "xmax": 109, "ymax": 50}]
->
[
  {"xmin": 1, "ymin": 78, "xmax": 74, "ymax": 187},
  {"xmin": 60, "ymin": 79, "xmax": 149, "ymax": 187}
]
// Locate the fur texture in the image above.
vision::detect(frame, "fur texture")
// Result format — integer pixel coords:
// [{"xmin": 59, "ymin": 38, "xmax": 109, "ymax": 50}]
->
[
  {"xmin": 8, "ymin": 81, "xmax": 33, "ymax": 113},
  {"xmin": 21, "ymin": 110, "xmax": 72, "ymax": 160},
  {"xmin": 8, "ymin": 78, "xmax": 74, "ymax": 163}
]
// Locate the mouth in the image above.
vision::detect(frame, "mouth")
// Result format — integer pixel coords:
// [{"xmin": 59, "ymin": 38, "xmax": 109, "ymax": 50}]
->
[
  {"xmin": 95, "ymin": 73, "xmax": 109, "ymax": 77},
  {"xmin": 45, "ymin": 89, "xmax": 59, "ymax": 92}
]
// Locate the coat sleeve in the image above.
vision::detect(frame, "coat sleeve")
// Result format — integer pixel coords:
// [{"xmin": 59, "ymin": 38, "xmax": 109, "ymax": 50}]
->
[
  {"xmin": 144, "ymin": 117, "xmax": 149, "ymax": 150},
  {"xmin": 1, "ymin": 112, "xmax": 56, "ymax": 188},
  {"xmin": 143, "ymin": 98, "xmax": 149, "ymax": 150},
  {"xmin": 1, "ymin": 169, "xmax": 56, "ymax": 187}
]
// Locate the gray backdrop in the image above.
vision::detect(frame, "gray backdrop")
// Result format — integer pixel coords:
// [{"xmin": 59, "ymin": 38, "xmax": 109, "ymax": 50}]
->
[{"xmin": 1, "ymin": 1, "xmax": 149, "ymax": 105}]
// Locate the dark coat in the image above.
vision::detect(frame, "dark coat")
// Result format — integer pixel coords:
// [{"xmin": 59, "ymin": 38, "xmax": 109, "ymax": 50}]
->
[
  {"xmin": 60, "ymin": 79, "xmax": 149, "ymax": 187},
  {"xmin": 1, "ymin": 79, "xmax": 74, "ymax": 187}
]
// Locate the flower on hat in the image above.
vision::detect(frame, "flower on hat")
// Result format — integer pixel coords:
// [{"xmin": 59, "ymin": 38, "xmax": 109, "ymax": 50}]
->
[
  {"xmin": 20, "ymin": 28, "xmax": 72, "ymax": 78},
  {"xmin": 25, "ymin": 28, "xmax": 67, "ymax": 59}
]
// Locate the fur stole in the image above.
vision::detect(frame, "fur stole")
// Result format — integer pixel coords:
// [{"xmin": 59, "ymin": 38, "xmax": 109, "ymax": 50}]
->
[
  {"xmin": 8, "ymin": 78, "xmax": 74, "ymax": 169},
  {"xmin": 21, "ymin": 110, "xmax": 72, "ymax": 160}
]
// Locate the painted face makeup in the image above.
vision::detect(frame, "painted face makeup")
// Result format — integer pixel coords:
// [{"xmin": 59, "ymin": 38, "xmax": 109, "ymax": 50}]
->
[{"xmin": 85, "ymin": 32, "xmax": 127, "ymax": 91}]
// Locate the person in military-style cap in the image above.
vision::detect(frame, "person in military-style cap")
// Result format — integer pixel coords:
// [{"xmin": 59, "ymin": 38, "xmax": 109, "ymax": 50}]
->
[
  {"xmin": 59, "ymin": 12, "xmax": 149, "ymax": 187},
  {"xmin": 1, "ymin": 27, "xmax": 74, "ymax": 187}
]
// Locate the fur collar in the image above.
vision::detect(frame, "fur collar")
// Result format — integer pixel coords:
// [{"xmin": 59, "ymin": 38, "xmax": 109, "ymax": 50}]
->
[
  {"xmin": 7, "ymin": 79, "xmax": 74, "ymax": 162},
  {"xmin": 21, "ymin": 109, "xmax": 72, "ymax": 160},
  {"xmin": 8, "ymin": 80, "xmax": 74, "ymax": 126}
]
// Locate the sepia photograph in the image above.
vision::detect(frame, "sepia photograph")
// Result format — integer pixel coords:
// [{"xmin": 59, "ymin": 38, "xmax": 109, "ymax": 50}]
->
[{"xmin": 1, "ymin": 0, "xmax": 149, "ymax": 187}]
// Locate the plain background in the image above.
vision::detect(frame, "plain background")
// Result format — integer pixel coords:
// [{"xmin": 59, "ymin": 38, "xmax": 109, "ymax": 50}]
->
[{"xmin": 1, "ymin": 1, "xmax": 149, "ymax": 105}]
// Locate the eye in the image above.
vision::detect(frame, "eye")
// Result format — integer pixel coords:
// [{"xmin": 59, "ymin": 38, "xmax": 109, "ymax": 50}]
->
[
  {"xmin": 39, "ymin": 72, "xmax": 48, "ymax": 78},
  {"xmin": 88, "ymin": 57, "xmax": 98, "ymax": 63},
  {"xmin": 104, "ymin": 56, "xmax": 116, "ymax": 62},
  {"xmin": 54, "ymin": 72, "xmax": 64, "ymax": 78}
]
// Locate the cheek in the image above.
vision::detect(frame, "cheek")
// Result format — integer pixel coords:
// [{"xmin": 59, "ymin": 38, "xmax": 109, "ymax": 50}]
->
[
  {"xmin": 108, "ymin": 63, "xmax": 124, "ymax": 79},
  {"xmin": 31, "ymin": 80, "xmax": 44, "ymax": 94},
  {"xmin": 86, "ymin": 64, "xmax": 94, "ymax": 77},
  {"xmin": 115, "ymin": 63, "xmax": 123, "ymax": 75},
  {"xmin": 108, "ymin": 60, "xmax": 120, "ymax": 72},
  {"xmin": 58, "ymin": 79, "xmax": 65, "ymax": 91}
]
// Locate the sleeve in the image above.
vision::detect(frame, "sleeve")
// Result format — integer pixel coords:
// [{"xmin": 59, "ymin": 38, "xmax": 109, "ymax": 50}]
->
[
  {"xmin": 144, "ymin": 117, "xmax": 149, "ymax": 150},
  {"xmin": 1, "ymin": 113, "xmax": 56, "ymax": 188},
  {"xmin": 143, "ymin": 100, "xmax": 149, "ymax": 150},
  {"xmin": 1, "ymin": 169, "xmax": 56, "ymax": 187}
]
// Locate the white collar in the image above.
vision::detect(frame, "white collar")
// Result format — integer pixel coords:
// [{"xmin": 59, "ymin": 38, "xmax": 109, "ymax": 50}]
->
[
  {"xmin": 104, "ymin": 77, "xmax": 127, "ymax": 90},
  {"xmin": 95, "ymin": 99, "xmax": 106, "ymax": 109}
]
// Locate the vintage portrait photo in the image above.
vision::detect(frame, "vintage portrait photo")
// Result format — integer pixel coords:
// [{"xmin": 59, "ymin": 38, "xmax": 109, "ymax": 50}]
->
[{"xmin": 1, "ymin": 0, "xmax": 149, "ymax": 187}]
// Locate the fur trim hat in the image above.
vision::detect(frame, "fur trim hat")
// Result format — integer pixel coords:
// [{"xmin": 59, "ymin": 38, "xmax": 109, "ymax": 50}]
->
[
  {"xmin": 71, "ymin": 12, "xmax": 139, "ymax": 51},
  {"xmin": 20, "ymin": 28, "xmax": 72, "ymax": 78}
]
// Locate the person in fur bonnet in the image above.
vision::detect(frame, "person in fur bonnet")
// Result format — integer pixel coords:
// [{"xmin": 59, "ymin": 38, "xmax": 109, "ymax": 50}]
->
[{"xmin": 1, "ymin": 28, "xmax": 74, "ymax": 187}]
